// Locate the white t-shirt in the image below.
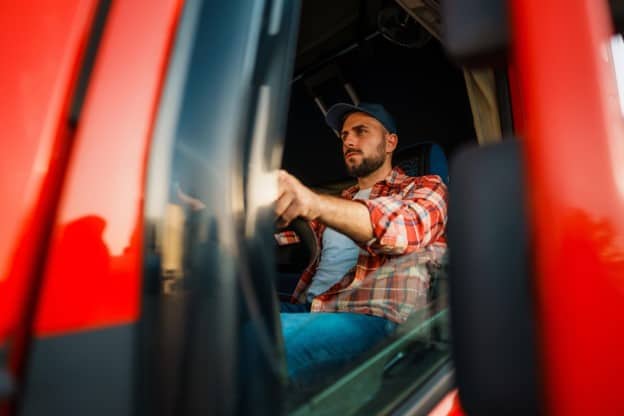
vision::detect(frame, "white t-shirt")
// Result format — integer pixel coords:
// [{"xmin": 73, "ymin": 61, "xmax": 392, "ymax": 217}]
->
[{"xmin": 306, "ymin": 188, "xmax": 372, "ymax": 302}]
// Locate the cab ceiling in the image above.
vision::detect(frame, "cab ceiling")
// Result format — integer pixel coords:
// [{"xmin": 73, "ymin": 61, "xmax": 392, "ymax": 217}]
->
[{"xmin": 294, "ymin": 0, "xmax": 384, "ymax": 75}]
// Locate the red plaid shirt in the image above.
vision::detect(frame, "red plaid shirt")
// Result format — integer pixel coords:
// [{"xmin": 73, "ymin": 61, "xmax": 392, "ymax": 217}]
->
[{"xmin": 280, "ymin": 167, "xmax": 448, "ymax": 324}]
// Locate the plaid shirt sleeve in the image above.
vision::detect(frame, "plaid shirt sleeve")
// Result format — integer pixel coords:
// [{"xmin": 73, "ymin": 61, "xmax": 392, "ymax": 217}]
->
[{"xmin": 357, "ymin": 175, "xmax": 448, "ymax": 256}]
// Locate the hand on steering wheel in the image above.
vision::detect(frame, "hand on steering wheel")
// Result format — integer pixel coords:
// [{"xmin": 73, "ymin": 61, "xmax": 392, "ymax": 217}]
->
[{"xmin": 275, "ymin": 170, "xmax": 321, "ymax": 228}]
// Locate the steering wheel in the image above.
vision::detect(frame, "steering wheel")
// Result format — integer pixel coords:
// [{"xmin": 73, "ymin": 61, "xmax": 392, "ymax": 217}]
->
[{"xmin": 275, "ymin": 218, "xmax": 319, "ymax": 270}]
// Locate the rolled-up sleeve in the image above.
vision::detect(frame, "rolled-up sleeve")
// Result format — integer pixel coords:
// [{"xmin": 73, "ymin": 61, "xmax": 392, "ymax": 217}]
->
[{"xmin": 356, "ymin": 176, "xmax": 448, "ymax": 255}]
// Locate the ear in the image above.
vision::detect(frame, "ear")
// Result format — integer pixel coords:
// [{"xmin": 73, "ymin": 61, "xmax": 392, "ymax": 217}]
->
[{"xmin": 385, "ymin": 133, "xmax": 398, "ymax": 153}]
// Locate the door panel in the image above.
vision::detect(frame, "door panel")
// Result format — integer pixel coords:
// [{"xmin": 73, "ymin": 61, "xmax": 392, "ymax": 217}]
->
[
  {"xmin": 0, "ymin": 0, "xmax": 100, "ymax": 351},
  {"xmin": 32, "ymin": 0, "xmax": 182, "ymax": 336},
  {"xmin": 141, "ymin": 0, "xmax": 301, "ymax": 414},
  {"xmin": 14, "ymin": 0, "xmax": 182, "ymax": 414},
  {"xmin": 20, "ymin": 325, "xmax": 135, "ymax": 416}
]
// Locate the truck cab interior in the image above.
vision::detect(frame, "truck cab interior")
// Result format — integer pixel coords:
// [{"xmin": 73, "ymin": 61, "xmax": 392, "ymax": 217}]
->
[
  {"xmin": 276, "ymin": 0, "xmax": 476, "ymax": 298},
  {"xmin": 271, "ymin": 0, "xmax": 485, "ymax": 413},
  {"xmin": 132, "ymin": 0, "xmax": 549, "ymax": 413},
  {"xmin": 142, "ymin": 0, "xmax": 522, "ymax": 415}
]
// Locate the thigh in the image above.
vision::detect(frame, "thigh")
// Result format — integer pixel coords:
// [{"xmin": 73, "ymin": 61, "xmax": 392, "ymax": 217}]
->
[{"xmin": 280, "ymin": 312, "xmax": 396, "ymax": 386}]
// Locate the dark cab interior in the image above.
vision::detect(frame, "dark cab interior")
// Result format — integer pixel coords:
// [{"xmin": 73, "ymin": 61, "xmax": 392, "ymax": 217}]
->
[
  {"xmin": 276, "ymin": 0, "xmax": 476, "ymax": 297},
  {"xmin": 272, "ymin": 0, "xmax": 479, "ymax": 412},
  {"xmin": 282, "ymin": 0, "xmax": 476, "ymax": 188}
]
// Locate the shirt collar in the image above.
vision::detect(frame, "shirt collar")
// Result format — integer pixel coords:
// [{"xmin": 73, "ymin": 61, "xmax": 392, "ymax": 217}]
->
[{"xmin": 343, "ymin": 166, "xmax": 408, "ymax": 196}]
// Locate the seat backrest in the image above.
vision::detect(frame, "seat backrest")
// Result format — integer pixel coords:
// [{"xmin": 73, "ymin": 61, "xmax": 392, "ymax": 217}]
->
[{"xmin": 394, "ymin": 142, "xmax": 449, "ymax": 183}]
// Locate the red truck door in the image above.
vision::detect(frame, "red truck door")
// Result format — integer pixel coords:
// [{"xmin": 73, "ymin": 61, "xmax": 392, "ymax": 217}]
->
[{"xmin": 0, "ymin": 1, "xmax": 181, "ymax": 414}]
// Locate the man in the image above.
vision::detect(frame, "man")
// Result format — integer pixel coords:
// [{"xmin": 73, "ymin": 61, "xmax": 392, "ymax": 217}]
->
[{"xmin": 275, "ymin": 102, "xmax": 448, "ymax": 387}]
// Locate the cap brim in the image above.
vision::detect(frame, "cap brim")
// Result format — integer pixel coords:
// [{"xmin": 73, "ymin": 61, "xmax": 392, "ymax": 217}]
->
[{"xmin": 325, "ymin": 103, "xmax": 366, "ymax": 133}]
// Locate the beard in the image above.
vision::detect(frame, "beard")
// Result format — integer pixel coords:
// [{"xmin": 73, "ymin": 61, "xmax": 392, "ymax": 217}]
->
[{"xmin": 345, "ymin": 140, "xmax": 387, "ymax": 178}]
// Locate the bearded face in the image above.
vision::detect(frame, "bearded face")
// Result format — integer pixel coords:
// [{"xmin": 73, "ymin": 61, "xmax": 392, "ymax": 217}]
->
[
  {"xmin": 341, "ymin": 112, "xmax": 392, "ymax": 179},
  {"xmin": 344, "ymin": 136, "xmax": 387, "ymax": 178}
]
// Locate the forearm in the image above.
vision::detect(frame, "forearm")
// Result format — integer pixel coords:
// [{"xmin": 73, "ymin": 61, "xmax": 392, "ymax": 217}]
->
[
  {"xmin": 316, "ymin": 194, "xmax": 373, "ymax": 243},
  {"xmin": 274, "ymin": 169, "xmax": 447, "ymax": 255},
  {"xmin": 275, "ymin": 169, "xmax": 373, "ymax": 243}
]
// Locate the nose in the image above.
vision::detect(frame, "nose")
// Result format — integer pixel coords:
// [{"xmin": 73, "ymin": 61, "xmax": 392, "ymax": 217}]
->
[{"xmin": 342, "ymin": 131, "xmax": 357, "ymax": 148}]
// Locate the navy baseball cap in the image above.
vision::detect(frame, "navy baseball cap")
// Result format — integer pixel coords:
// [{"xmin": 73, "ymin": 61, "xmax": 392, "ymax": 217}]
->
[{"xmin": 325, "ymin": 102, "xmax": 398, "ymax": 135}]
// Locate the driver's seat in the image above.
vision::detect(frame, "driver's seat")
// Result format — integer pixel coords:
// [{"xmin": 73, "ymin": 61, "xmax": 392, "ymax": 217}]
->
[{"xmin": 394, "ymin": 142, "xmax": 449, "ymax": 184}]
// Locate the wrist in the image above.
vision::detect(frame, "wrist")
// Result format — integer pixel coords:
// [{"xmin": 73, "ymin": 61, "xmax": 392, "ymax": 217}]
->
[{"xmin": 310, "ymin": 192, "xmax": 324, "ymax": 221}]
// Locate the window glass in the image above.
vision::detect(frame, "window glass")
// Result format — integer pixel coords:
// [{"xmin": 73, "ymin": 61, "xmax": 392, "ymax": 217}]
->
[
  {"xmin": 279, "ymin": 252, "xmax": 450, "ymax": 415},
  {"xmin": 141, "ymin": 0, "xmax": 290, "ymax": 414},
  {"xmin": 273, "ymin": 2, "xmax": 474, "ymax": 413}
]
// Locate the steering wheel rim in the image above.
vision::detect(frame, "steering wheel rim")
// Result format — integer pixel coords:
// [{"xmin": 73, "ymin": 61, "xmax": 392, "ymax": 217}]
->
[{"xmin": 276, "ymin": 218, "xmax": 319, "ymax": 269}]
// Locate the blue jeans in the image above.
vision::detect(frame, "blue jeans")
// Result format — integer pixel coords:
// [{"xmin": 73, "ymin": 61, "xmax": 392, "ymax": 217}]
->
[{"xmin": 280, "ymin": 302, "xmax": 396, "ymax": 388}]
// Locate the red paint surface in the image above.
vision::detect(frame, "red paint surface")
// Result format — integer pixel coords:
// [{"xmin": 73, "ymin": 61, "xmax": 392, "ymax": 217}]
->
[
  {"xmin": 507, "ymin": 62, "xmax": 525, "ymax": 136},
  {"xmin": 428, "ymin": 390, "xmax": 464, "ymax": 416},
  {"xmin": 0, "ymin": 0, "xmax": 99, "ymax": 344},
  {"xmin": 32, "ymin": 0, "xmax": 183, "ymax": 336},
  {"xmin": 511, "ymin": 0, "xmax": 624, "ymax": 414}
]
